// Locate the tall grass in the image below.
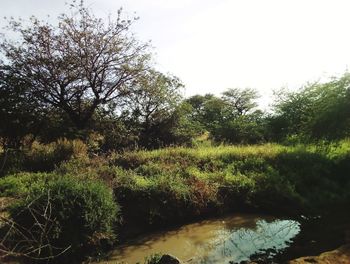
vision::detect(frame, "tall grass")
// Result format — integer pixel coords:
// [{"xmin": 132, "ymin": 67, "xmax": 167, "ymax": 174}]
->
[
  {"xmin": 0, "ymin": 139, "xmax": 88, "ymax": 176},
  {"xmin": 1, "ymin": 139, "xmax": 350, "ymax": 261},
  {"xmin": 110, "ymin": 140, "xmax": 350, "ymax": 216}
]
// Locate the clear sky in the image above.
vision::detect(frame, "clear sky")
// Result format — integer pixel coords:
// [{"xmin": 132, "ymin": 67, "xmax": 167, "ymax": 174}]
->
[{"xmin": 1, "ymin": 0, "xmax": 350, "ymax": 108}]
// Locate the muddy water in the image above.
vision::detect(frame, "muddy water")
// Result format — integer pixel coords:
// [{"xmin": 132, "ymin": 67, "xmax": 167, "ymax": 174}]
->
[{"xmin": 101, "ymin": 214, "xmax": 300, "ymax": 264}]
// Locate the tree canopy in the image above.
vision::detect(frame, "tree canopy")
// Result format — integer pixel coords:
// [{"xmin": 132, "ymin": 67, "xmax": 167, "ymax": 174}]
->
[
  {"xmin": 0, "ymin": 0, "xmax": 349, "ymax": 150},
  {"xmin": 1, "ymin": 2, "xmax": 150, "ymax": 129}
]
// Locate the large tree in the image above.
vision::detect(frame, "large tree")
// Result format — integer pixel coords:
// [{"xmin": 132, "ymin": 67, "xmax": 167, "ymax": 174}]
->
[
  {"xmin": 121, "ymin": 70, "xmax": 184, "ymax": 147},
  {"xmin": 0, "ymin": 1, "xmax": 150, "ymax": 129},
  {"xmin": 269, "ymin": 74, "xmax": 350, "ymax": 141},
  {"xmin": 185, "ymin": 89, "xmax": 265, "ymax": 144},
  {"xmin": 185, "ymin": 94, "xmax": 228, "ymax": 132},
  {"xmin": 222, "ymin": 87, "xmax": 259, "ymax": 116},
  {"xmin": 124, "ymin": 70, "xmax": 183, "ymax": 128}
]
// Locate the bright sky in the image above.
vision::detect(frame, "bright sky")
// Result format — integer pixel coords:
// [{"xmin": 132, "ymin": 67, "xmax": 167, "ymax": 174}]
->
[{"xmin": 1, "ymin": 0, "xmax": 350, "ymax": 108}]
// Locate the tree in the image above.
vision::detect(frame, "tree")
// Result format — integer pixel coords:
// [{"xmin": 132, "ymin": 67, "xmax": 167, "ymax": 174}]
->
[
  {"xmin": 307, "ymin": 74, "xmax": 350, "ymax": 139},
  {"xmin": 0, "ymin": 66, "xmax": 44, "ymax": 148},
  {"xmin": 124, "ymin": 70, "xmax": 183, "ymax": 129},
  {"xmin": 268, "ymin": 87, "xmax": 315, "ymax": 140},
  {"xmin": 222, "ymin": 88, "xmax": 259, "ymax": 116},
  {"xmin": 121, "ymin": 70, "xmax": 184, "ymax": 148},
  {"xmin": 213, "ymin": 110, "xmax": 266, "ymax": 144},
  {"xmin": 185, "ymin": 94, "xmax": 215, "ymax": 121},
  {"xmin": 185, "ymin": 94, "xmax": 228, "ymax": 133},
  {"xmin": 1, "ymin": 1, "xmax": 150, "ymax": 129},
  {"xmin": 185, "ymin": 90, "xmax": 266, "ymax": 144},
  {"xmin": 268, "ymin": 73, "xmax": 350, "ymax": 141}
]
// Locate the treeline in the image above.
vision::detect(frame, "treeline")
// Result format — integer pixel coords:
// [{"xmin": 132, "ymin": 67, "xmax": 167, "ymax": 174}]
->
[
  {"xmin": 185, "ymin": 74, "xmax": 350, "ymax": 144},
  {"xmin": 1, "ymin": 2, "xmax": 350, "ymax": 263},
  {"xmin": 2, "ymin": 70, "xmax": 350, "ymax": 150},
  {"xmin": 1, "ymin": 2, "xmax": 350, "ymax": 152}
]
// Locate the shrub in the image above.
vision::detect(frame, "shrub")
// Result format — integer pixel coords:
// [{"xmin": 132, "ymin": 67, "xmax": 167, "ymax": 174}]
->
[
  {"xmin": 0, "ymin": 139, "xmax": 88, "ymax": 175},
  {"xmin": 4, "ymin": 176, "xmax": 119, "ymax": 262},
  {"xmin": 23, "ymin": 139, "xmax": 88, "ymax": 172},
  {"xmin": 0, "ymin": 149, "xmax": 26, "ymax": 176},
  {"xmin": 0, "ymin": 172, "xmax": 53, "ymax": 197}
]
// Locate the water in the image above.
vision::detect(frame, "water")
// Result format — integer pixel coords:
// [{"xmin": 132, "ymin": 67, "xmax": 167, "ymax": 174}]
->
[{"xmin": 101, "ymin": 214, "xmax": 301, "ymax": 264}]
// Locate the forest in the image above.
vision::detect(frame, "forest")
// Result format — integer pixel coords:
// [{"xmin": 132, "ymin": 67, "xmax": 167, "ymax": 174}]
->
[{"xmin": 0, "ymin": 2, "xmax": 350, "ymax": 264}]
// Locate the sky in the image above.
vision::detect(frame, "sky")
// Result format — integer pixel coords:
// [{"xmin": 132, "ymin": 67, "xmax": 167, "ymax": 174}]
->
[{"xmin": 1, "ymin": 0, "xmax": 350, "ymax": 108}]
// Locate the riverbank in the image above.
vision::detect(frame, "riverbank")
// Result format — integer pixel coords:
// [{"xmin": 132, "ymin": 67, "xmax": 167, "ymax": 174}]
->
[
  {"xmin": 1, "ymin": 140, "xmax": 350, "ymax": 262},
  {"xmin": 96, "ymin": 209, "xmax": 350, "ymax": 264},
  {"xmin": 98, "ymin": 214, "xmax": 301, "ymax": 264},
  {"xmin": 113, "ymin": 141, "xmax": 350, "ymax": 242},
  {"xmin": 289, "ymin": 244, "xmax": 350, "ymax": 264}
]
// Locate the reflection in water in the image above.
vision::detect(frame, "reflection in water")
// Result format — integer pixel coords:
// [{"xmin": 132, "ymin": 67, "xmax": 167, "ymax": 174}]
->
[
  {"xmin": 102, "ymin": 214, "xmax": 300, "ymax": 264},
  {"xmin": 204, "ymin": 219, "xmax": 300, "ymax": 263}
]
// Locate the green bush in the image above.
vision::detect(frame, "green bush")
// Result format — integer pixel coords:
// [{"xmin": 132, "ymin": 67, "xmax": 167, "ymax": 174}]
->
[
  {"xmin": 0, "ymin": 172, "xmax": 54, "ymax": 197},
  {"xmin": 2, "ymin": 142, "xmax": 350, "ymax": 263},
  {"xmin": 23, "ymin": 139, "xmax": 88, "ymax": 172},
  {"xmin": 0, "ymin": 139, "xmax": 88, "ymax": 175},
  {"xmin": 5, "ymin": 175, "xmax": 119, "ymax": 262},
  {"xmin": 111, "ymin": 142, "xmax": 350, "ymax": 219}
]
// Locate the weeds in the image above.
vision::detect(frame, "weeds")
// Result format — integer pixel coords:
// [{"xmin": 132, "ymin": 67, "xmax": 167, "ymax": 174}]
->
[{"xmin": 1, "ymin": 139, "xmax": 350, "ymax": 261}]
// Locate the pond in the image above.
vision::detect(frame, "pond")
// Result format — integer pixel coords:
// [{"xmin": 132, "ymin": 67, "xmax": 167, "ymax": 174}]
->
[{"xmin": 101, "ymin": 214, "xmax": 302, "ymax": 263}]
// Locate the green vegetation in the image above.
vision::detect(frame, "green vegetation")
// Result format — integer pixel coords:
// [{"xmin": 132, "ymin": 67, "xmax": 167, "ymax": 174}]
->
[
  {"xmin": 143, "ymin": 253, "xmax": 163, "ymax": 264},
  {"xmin": 1, "ymin": 140, "xmax": 350, "ymax": 262},
  {"xmin": 2, "ymin": 0, "xmax": 350, "ymax": 151},
  {"xmin": 268, "ymin": 74, "xmax": 350, "ymax": 142},
  {"xmin": 0, "ymin": 139, "xmax": 88, "ymax": 176},
  {"xmin": 0, "ymin": 173, "xmax": 118, "ymax": 262},
  {"xmin": 0, "ymin": 1, "xmax": 350, "ymax": 263},
  {"xmin": 111, "ymin": 141, "xmax": 350, "ymax": 215}
]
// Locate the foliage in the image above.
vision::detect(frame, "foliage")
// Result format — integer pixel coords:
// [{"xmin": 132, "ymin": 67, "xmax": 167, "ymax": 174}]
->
[
  {"xmin": 118, "ymin": 70, "xmax": 195, "ymax": 148},
  {"xmin": 111, "ymin": 141, "xmax": 350, "ymax": 215},
  {"xmin": 212, "ymin": 112, "xmax": 266, "ymax": 144},
  {"xmin": 222, "ymin": 87, "xmax": 259, "ymax": 116},
  {"xmin": 1, "ymin": 0, "xmax": 350, "ymax": 149},
  {"xmin": 0, "ymin": 138, "xmax": 88, "ymax": 176},
  {"xmin": 1, "ymin": 1, "xmax": 150, "ymax": 129},
  {"xmin": 1, "ymin": 1, "xmax": 350, "ymax": 262},
  {"xmin": 185, "ymin": 89, "xmax": 265, "ymax": 144},
  {"xmin": 1, "ymin": 175, "xmax": 119, "ymax": 261},
  {"xmin": 1, "ymin": 141, "xmax": 350, "ymax": 261},
  {"xmin": 0, "ymin": 67, "xmax": 44, "ymax": 148},
  {"xmin": 0, "ymin": 172, "xmax": 53, "ymax": 197},
  {"xmin": 269, "ymin": 73, "xmax": 350, "ymax": 141},
  {"xmin": 0, "ymin": 0, "xmax": 191, "ymax": 150},
  {"xmin": 185, "ymin": 94, "xmax": 227, "ymax": 134}
]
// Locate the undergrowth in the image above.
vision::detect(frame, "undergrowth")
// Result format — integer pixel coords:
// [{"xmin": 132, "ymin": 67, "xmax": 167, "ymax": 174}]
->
[{"xmin": 1, "ymin": 139, "xmax": 350, "ymax": 262}]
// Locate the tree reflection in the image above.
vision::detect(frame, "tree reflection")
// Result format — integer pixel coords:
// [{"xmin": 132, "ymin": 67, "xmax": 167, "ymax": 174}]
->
[{"xmin": 198, "ymin": 219, "xmax": 300, "ymax": 264}]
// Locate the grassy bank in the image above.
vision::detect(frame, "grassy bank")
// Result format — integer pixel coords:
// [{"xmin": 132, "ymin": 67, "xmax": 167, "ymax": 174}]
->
[{"xmin": 1, "ymin": 140, "xmax": 350, "ymax": 262}]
